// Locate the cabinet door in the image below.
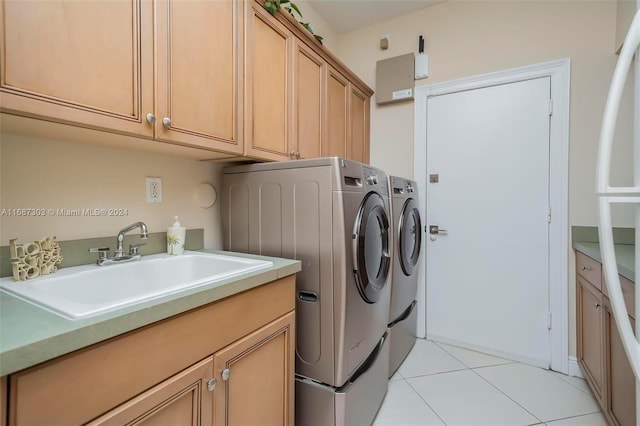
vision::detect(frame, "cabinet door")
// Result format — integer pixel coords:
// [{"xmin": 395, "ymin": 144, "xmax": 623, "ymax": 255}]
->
[
  {"xmin": 245, "ymin": 4, "xmax": 293, "ymax": 161},
  {"xmin": 349, "ymin": 85, "xmax": 370, "ymax": 164},
  {"xmin": 88, "ymin": 357, "xmax": 214, "ymax": 426},
  {"xmin": 0, "ymin": 0, "xmax": 153, "ymax": 137},
  {"xmin": 213, "ymin": 312, "xmax": 294, "ymax": 426},
  {"xmin": 605, "ymin": 300, "xmax": 636, "ymax": 426},
  {"xmin": 1, "ymin": 376, "xmax": 6, "ymax": 426},
  {"xmin": 324, "ymin": 66, "xmax": 349, "ymax": 158},
  {"xmin": 293, "ymin": 41, "xmax": 324, "ymax": 160},
  {"xmin": 155, "ymin": 0, "xmax": 243, "ymax": 154},
  {"xmin": 577, "ymin": 276, "xmax": 605, "ymax": 405}
]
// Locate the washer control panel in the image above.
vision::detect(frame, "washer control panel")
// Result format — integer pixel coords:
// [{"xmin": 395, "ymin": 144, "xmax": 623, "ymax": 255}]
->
[{"xmin": 363, "ymin": 166, "xmax": 385, "ymax": 191}]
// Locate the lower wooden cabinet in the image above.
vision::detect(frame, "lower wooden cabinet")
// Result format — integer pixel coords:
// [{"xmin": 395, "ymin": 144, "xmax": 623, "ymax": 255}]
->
[
  {"xmin": 0, "ymin": 377, "xmax": 5, "ymax": 426},
  {"xmin": 213, "ymin": 312, "xmax": 294, "ymax": 425},
  {"xmin": 577, "ymin": 275, "xmax": 605, "ymax": 405},
  {"xmin": 575, "ymin": 251, "xmax": 636, "ymax": 426},
  {"xmin": 604, "ymin": 300, "xmax": 636, "ymax": 426},
  {"xmin": 89, "ymin": 311, "xmax": 295, "ymax": 426},
  {"xmin": 4, "ymin": 275, "xmax": 295, "ymax": 426},
  {"xmin": 89, "ymin": 357, "xmax": 214, "ymax": 426}
]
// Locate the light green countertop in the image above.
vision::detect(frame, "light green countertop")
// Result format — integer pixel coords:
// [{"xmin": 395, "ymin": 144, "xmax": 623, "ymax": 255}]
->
[
  {"xmin": 573, "ymin": 242, "xmax": 635, "ymax": 282},
  {"xmin": 0, "ymin": 250, "xmax": 301, "ymax": 377}
]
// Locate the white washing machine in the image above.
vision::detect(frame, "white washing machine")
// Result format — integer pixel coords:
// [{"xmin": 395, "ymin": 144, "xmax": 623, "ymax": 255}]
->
[
  {"xmin": 222, "ymin": 158, "xmax": 391, "ymax": 425},
  {"xmin": 387, "ymin": 176, "xmax": 422, "ymax": 377}
]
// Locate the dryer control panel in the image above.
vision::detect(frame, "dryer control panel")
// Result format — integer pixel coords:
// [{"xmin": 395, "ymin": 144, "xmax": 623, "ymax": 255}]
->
[{"xmin": 363, "ymin": 166, "xmax": 387, "ymax": 193}]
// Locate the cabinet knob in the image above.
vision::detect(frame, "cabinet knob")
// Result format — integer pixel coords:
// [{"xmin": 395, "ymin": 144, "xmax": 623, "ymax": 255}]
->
[
  {"xmin": 221, "ymin": 368, "xmax": 230, "ymax": 381},
  {"xmin": 146, "ymin": 113, "xmax": 156, "ymax": 124},
  {"xmin": 595, "ymin": 302, "xmax": 601, "ymax": 309},
  {"xmin": 207, "ymin": 378, "xmax": 217, "ymax": 391},
  {"xmin": 582, "ymin": 266, "xmax": 592, "ymax": 271},
  {"xmin": 162, "ymin": 117, "xmax": 172, "ymax": 128}
]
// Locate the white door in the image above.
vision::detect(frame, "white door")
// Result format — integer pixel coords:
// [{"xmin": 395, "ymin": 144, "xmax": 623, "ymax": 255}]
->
[{"xmin": 426, "ymin": 77, "xmax": 552, "ymax": 367}]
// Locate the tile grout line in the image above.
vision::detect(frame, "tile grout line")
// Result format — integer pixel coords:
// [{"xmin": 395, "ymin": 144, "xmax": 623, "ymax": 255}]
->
[
  {"xmin": 402, "ymin": 376, "xmax": 449, "ymax": 426},
  {"xmin": 398, "ymin": 341, "xmax": 604, "ymax": 425},
  {"xmin": 549, "ymin": 372, "xmax": 595, "ymax": 397},
  {"xmin": 402, "ymin": 342, "xmax": 538, "ymax": 426},
  {"xmin": 433, "ymin": 341, "xmax": 517, "ymax": 370},
  {"xmin": 432, "ymin": 341, "xmax": 596, "ymax": 424},
  {"xmin": 466, "ymin": 363, "xmax": 545, "ymax": 425}
]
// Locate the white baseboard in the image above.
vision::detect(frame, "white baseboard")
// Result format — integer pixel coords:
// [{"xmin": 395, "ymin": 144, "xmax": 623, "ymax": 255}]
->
[{"xmin": 568, "ymin": 356, "xmax": 583, "ymax": 378}]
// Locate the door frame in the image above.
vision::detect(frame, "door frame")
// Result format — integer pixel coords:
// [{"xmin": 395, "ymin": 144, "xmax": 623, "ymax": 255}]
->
[{"xmin": 413, "ymin": 58, "xmax": 571, "ymax": 373}]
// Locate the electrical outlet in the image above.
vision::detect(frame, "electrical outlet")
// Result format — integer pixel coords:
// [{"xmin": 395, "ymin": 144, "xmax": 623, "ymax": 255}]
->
[{"xmin": 146, "ymin": 177, "xmax": 163, "ymax": 203}]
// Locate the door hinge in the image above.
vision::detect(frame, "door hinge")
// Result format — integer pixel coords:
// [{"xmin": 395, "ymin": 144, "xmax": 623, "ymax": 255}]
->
[
  {"xmin": 547, "ymin": 312, "xmax": 552, "ymax": 330},
  {"xmin": 547, "ymin": 206, "xmax": 552, "ymax": 223},
  {"xmin": 548, "ymin": 100, "xmax": 553, "ymax": 116}
]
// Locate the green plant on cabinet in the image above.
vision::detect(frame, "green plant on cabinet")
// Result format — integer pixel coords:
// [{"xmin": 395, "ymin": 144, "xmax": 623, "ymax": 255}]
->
[{"xmin": 263, "ymin": 0, "xmax": 324, "ymax": 44}]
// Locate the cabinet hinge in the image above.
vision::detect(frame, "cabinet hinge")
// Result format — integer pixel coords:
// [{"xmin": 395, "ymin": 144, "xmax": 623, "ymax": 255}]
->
[
  {"xmin": 547, "ymin": 312, "xmax": 552, "ymax": 330},
  {"xmin": 547, "ymin": 206, "xmax": 552, "ymax": 223},
  {"xmin": 549, "ymin": 100, "xmax": 553, "ymax": 116}
]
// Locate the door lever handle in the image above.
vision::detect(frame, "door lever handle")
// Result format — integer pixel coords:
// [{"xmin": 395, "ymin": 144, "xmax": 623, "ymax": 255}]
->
[
  {"xmin": 429, "ymin": 225, "xmax": 447, "ymax": 241},
  {"xmin": 429, "ymin": 225, "xmax": 448, "ymax": 235}
]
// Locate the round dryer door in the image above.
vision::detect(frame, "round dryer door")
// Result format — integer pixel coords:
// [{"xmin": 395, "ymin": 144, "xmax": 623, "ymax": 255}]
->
[
  {"xmin": 353, "ymin": 192, "xmax": 391, "ymax": 303},
  {"xmin": 399, "ymin": 198, "xmax": 422, "ymax": 276}
]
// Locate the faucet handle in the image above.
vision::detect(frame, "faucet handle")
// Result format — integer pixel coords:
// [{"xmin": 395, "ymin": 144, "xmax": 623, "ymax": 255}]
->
[
  {"xmin": 128, "ymin": 243, "xmax": 146, "ymax": 256},
  {"xmin": 89, "ymin": 247, "xmax": 110, "ymax": 260}
]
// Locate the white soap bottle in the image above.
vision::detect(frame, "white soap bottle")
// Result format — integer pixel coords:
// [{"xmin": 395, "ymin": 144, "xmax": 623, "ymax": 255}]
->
[{"xmin": 167, "ymin": 216, "xmax": 186, "ymax": 255}]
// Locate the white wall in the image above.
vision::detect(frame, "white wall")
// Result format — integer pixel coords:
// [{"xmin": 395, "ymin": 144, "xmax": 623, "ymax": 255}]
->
[
  {"xmin": 331, "ymin": 0, "xmax": 636, "ymax": 361},
  {"xmin": 0, "ymin": 133, "xmax": 225, "ymax": 249},
  {"xmin": 335, "ymin": 0, "xmax": 635, "ymax": 227}
]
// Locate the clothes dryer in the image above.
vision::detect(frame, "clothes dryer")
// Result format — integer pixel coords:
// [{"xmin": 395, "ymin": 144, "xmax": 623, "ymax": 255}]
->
[
  {"xmin": 223, "ymin": 158, "xmax": 391, "ymax": 425},
  {"xmin": 387, "ymin": 176, "xmax": 422, "ymax": 377}
]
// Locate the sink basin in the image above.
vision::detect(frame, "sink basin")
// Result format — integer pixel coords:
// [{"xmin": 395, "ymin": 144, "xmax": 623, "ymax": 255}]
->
[{"xmin": 0, "ymin": 251, "xmax": 273, "ymax": 320}]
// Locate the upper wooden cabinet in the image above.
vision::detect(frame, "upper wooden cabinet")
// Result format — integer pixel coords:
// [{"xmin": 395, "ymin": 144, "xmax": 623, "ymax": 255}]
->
[
  {"xmin": 0, "ymin": 0, "xmax": 243, "ymax": 155},
  {"xmin": 0, "ymin": 0, "xmax": 154, "ymax": 137},
  {"xmin": 324, "ymin": 67, "xmax": 369, "ymax": 163},
  {"xmin": 244, "ymin": 3, "xmax": 294, "ymax": 161},
  {"xmin": 293, "ymin": 40, "xmax": 324, "ymax": 160},
  {"xmin": 350, "ymin": 85, "xmax": 371, "ymax": 164},
  {"xmin": 154, "ymin": 0, "xmax": 243, "ymax": 152},
  {"xmin": 324, "ymin": 67, "xmax": 349, "ymax": 158},
  {"xmin": 0, "ymin": 0, "xmax": 372, "ymax": 161},
  {"xmin": 245, "ymin": 0, "xmax": 373, "ymax": 163}
]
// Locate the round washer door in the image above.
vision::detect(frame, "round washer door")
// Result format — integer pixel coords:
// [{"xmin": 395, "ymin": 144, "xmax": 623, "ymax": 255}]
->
[
  {"xmin": 353, "ymin": 192, "xmax": 391, "ymax": 303},
  {"xmin": 398, "ymin": 198, "xmax": 422, "ymax": 276}
]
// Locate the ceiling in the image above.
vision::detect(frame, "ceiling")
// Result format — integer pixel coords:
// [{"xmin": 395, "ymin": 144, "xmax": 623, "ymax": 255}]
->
[{"xmin": 305, "ymin": 0, "xmax": 444, "ymax": 33}]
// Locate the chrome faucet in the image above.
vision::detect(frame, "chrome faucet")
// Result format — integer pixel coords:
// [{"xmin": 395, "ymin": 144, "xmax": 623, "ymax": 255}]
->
[
  {"xmin": 89, "ymin": 222, "xmax": 149, "ymax": 266},
  {"xmin": 115, "ymin": 221, "xmax": 148, "ymax": 257}
]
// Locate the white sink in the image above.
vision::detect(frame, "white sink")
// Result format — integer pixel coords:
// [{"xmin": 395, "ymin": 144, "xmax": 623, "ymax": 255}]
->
[{"xmin": 0, "ymin": 251, "xmax": 273, "ymax": 320}]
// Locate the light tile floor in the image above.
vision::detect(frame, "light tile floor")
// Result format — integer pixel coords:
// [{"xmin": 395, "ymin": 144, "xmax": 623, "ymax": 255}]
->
[{"xmin": 373, "ymin": 339, "xmax": 607, "ymax": 426}]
